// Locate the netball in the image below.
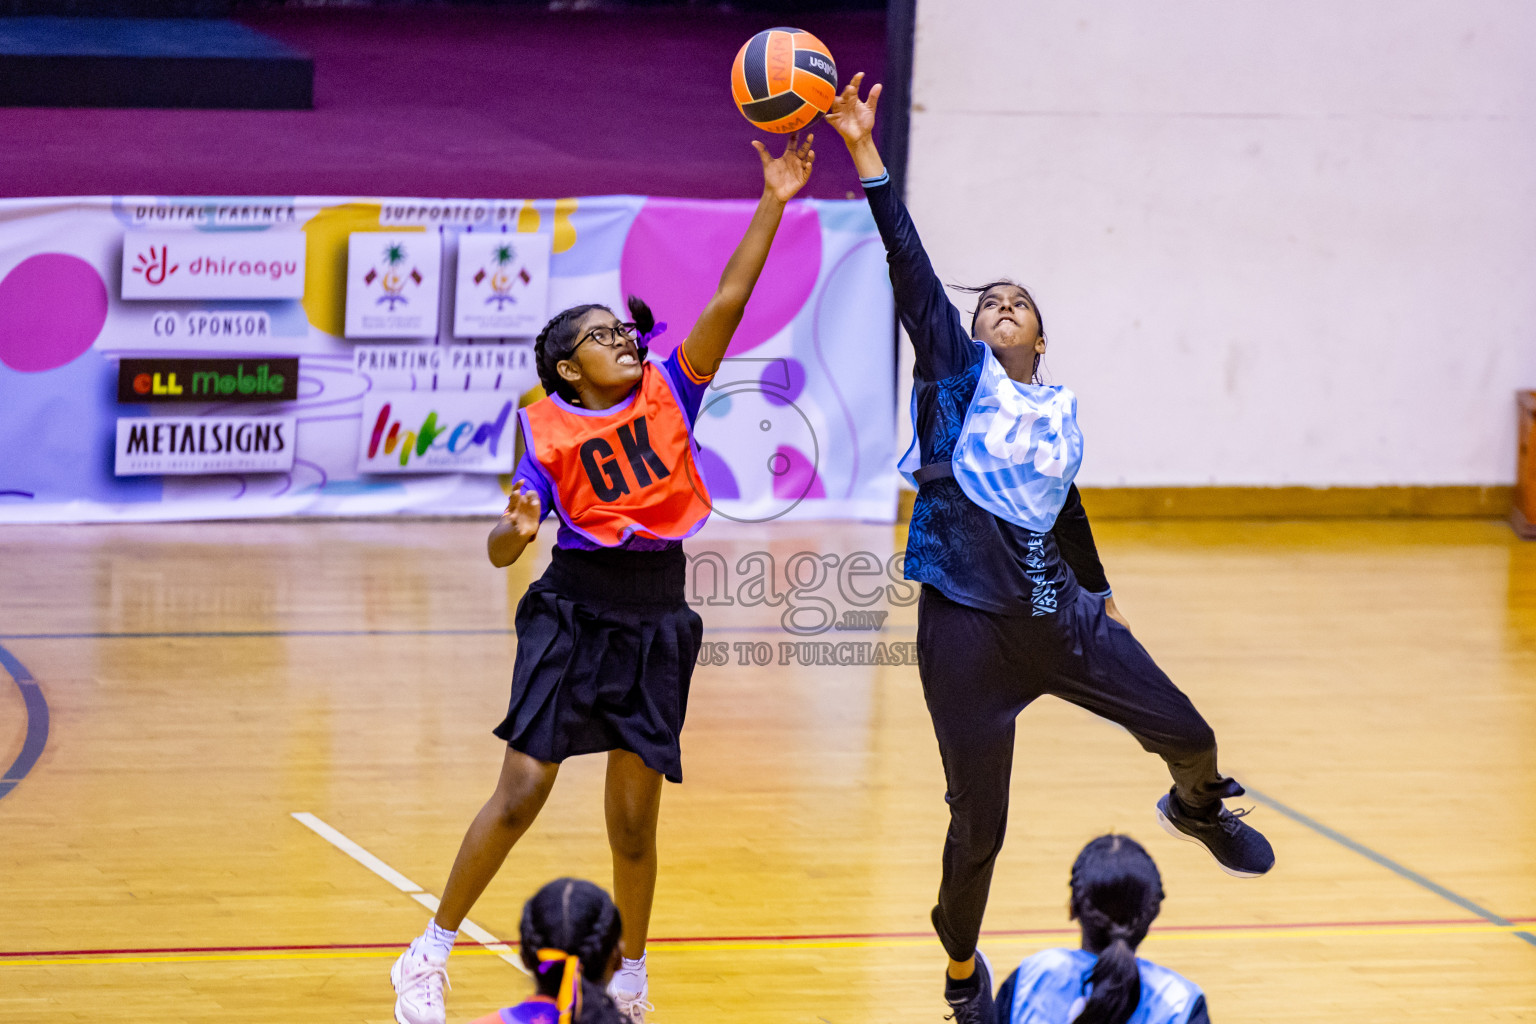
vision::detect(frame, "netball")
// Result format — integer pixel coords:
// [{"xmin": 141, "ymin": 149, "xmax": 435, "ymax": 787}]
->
[{"xmin": 731, "ymin": 27, "xmax": 838, "ymax": 133}]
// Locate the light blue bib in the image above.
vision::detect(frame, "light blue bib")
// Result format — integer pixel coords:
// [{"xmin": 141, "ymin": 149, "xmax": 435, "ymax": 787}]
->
[
  {"xmin": 1004, "ymin": 948, "xmax": 1204, "ymax": 1024},
  {"xmin": 900, "ymin": 342, "xmax": 1084, "ymax": 532}
]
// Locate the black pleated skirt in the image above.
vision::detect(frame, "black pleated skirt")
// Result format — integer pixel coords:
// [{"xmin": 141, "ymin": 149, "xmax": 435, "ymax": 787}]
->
[{"xmin": 493, "ymin": 545, "xmax": 703, "ymax": 783}]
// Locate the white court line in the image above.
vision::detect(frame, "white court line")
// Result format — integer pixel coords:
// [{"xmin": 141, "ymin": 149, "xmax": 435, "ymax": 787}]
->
[
  {"xmin": 291, "ymin": 811, "xmax": 529, "ymax": 975},
  {"xmin": 291, "ymin": 812, "xmax": 424, "ymax": 892}
]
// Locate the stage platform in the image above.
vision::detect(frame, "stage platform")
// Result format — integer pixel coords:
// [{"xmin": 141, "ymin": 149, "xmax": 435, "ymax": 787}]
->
[{"xmin": 0, "ymin": 16, "xmax": 311, "ymax": 109}]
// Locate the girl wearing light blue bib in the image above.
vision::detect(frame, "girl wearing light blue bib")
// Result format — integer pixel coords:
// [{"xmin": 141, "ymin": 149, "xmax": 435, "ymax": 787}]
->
[
  {"xmin": 825, "ymin": 74, "xmax": 1271, "ymax": 1024},
  {"xmin": 996, "ymin": 835, "xmax": 1209, "ymax": 1024}
]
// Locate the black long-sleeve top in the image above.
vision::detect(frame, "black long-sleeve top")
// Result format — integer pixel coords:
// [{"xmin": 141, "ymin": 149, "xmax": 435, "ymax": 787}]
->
[{"xmin": 864, "ymin": 177, "xmax": 1111, "ymax": 615}]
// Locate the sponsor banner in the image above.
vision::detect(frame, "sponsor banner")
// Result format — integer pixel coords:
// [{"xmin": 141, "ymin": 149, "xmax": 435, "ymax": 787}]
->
[
  {"xmin": 147, "ymin": 310, "xmax": 273, "ymax": 344},
  {"xmin": 114, "ymin": 416, "xmax": 296, "ymax": 475},
  {"xmin": 345, "ymin": 232, "xmax": 442, "ymax": 338},
  {"xmin": 0, "ymin": 194, "xmax": 894, "ymax": 524},
  {"xmin": 117, "ymin": 358, "xmax": 299, "ymax": 404},
  {"xmin": 352, "ymin": 344, "xmax": 536, "ymax": 391},
  {"xmin": 121, "ymin": 231, "xmax": 305, "ymax": 300},
  {"xmin": 358, "ymin": 390, "xmax": 515, "ymax": 474},
  {"xmin": 453, "ymin": 233, "xmax": 552, "ymax": 337}
]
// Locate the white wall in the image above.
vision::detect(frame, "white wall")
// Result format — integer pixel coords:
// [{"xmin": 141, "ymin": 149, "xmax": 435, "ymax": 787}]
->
[{"xmin": 905, "ymin": 1, "xmax": 1536, "ymax": 486}]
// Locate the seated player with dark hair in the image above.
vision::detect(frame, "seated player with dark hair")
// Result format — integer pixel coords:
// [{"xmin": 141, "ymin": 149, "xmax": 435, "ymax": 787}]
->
[
  {"xmin": 995, "ymin": 835, "xmax": 1209, "ymax": 1024},
  {"xmin": 468, "ymin": 878, "xmax": 627, "ymax": 1024}
]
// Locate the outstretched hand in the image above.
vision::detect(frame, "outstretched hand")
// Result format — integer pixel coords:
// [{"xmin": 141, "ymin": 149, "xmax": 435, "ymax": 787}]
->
[
  {"xmin": 501, "ymin": 483, "xmax": 542, "ymax": 541},
  {"xmin": 752, "ymin": 130, "xmax": 815, "ymax": 204},
  {"xmin": 487, "ymin": 481, "xmax": 542, "ymax": 567},
  {"xmin": 824, "ymin": 72, "xmax": 881, "ymax": 147}
]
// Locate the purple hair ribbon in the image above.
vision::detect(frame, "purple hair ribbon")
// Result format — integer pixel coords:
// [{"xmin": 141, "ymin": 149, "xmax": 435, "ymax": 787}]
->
[{"xmin": 634, "ymin": 320, "xmax": 666, "ymax": 360}]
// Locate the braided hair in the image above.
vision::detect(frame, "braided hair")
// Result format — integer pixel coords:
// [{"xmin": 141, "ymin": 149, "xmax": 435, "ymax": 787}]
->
[
  {"xmin": 1067, "ymin": 834, "xmax": 1165, "ymax": 1024},
  {"xmin": 518, "ymin": 878, "xmax": 626, "ymax": 1024},
  {"xmin": 955, "ymin": 278, "xmax": 1047, "ymax": 383},
  {"xmin": 533, "ymin": 296, "xmax": 658, "ymax": 406}
]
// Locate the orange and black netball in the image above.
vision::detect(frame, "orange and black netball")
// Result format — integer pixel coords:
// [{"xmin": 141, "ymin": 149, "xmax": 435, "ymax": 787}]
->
[{"xmin": 730, "ymin": 27, "xmax": 837, "ymax": 134}]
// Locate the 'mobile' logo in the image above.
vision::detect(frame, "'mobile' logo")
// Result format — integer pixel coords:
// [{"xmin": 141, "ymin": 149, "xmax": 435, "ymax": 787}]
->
[
  {"xmin": 117, "ymin": 358, "xmax": 299, "ymax": 404},
  {"xmin": 357, "ymin": 391, "xmax": 514, "ymax": 474},
  {"xmin": 121, "ymin": 231, "xmax": 306, "ymax": 300}
]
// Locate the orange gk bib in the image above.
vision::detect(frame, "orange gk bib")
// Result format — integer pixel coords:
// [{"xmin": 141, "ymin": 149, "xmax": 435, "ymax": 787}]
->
[{"xmin": 519, "ymin": 363, "xmax": 712, "ymax": 547}]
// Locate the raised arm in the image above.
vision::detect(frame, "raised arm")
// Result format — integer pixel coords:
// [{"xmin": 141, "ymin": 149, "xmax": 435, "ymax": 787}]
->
[
  {"xmin": 825, "ymin": 73, "xmax": 975, "ymax": 381},
  {"xmin": 681, "ymin": 132, "xmax": 815, "ymax": 379}
]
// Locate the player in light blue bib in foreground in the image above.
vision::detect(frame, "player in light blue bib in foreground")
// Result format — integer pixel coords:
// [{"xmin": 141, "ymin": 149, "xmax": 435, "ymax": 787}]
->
[{"xmin": 997, "ymin": 835, "xmax": 1208, "ymax": 1024}]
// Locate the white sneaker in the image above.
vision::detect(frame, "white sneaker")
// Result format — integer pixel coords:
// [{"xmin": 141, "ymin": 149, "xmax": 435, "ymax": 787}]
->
[
  {"xmin": 607, "ymin": 966, "xmax": 653, "ymax": 1024},
  {"xmin": 390, "ymin": 937, "xmax": 450, "ymax": 1024}
]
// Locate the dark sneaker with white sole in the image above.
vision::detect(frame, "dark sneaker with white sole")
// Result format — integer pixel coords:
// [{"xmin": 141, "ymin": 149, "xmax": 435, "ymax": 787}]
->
[
  {"xmin": 1156, "ymin": 787, "xmax": 1275, "ymax": 877},
  {"xmin": 942, "ymin": 948, "xmax": 995, "ymax": 1024}
]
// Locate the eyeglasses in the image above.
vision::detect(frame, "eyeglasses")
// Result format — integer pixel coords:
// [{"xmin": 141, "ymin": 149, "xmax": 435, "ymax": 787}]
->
[{"xmin": 571, "ymin": 322, "xmax": 637, "ymax": 354}]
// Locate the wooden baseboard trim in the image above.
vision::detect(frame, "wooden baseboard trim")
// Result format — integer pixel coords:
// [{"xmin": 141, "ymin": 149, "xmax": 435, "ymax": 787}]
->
[{"xmin": 896, "ymin": 485, "xmax": 1516, "ymax": 522}]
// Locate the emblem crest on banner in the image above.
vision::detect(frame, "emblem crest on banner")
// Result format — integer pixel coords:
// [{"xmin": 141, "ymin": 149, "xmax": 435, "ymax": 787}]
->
[
  {"xmin": 453, "ymin": 232, "xmax": 552, "ymax": 338},
  {"xmin": 364, "ymin": 240, "xmax": 422, "ymax": 310},
  {"xmin": 345, "ymin": 232, "xmax": 442, "ymax": 338},
  {"xmin": 473, "ymin": 241, "xmax": 530, "ymax": 310}
]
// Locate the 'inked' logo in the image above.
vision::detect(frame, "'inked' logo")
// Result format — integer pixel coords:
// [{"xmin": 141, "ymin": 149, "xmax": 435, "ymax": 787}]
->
[
  {"xmin": 578, "ymin": 418, "xmax": 672, "ymax": 500},
  {"xmin": 132, "ymin": 246, "xmax": 178, "ymax": 285},
  {"xmin": 367, "ymin": 401, "xmax": 512, "ymax": 467}
]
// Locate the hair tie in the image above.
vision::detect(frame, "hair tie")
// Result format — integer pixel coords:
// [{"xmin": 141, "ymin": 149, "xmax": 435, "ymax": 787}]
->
[
  {"xmin": 636, "ymin": 321, "xmax": 667, "ymax": 347},
  {"xmin": 535, "ymin": 949, "xmax": 583, "ymax": 1024}
]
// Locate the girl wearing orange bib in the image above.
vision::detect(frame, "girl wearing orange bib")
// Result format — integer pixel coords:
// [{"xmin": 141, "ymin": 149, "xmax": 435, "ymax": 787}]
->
[
  {"xmin": 517, "ymin": 345, "xmax": 714, "ymax": 551},
  {"xmin": 391, "ymin": 132, "xmax": 816, "ymax": 1024}
]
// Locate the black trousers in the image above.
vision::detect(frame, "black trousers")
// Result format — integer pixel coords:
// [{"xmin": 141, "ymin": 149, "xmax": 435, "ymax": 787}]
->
[{"xmin": 917, "ymin": 584, "xmax": 1233, "ymax": 963}]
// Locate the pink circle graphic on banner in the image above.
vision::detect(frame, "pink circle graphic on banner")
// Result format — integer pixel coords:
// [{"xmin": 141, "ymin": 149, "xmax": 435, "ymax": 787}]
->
[
  {"xmin": 0, "ymin": 254, "xmax": 109, "ymax": 373},
  {"xmin": 771, "ymin": 444, "xmax": 825, "ymax": 500},
  {"xmin": 620, "ymin": 201, "xmax": 820, "ymax": 357}
]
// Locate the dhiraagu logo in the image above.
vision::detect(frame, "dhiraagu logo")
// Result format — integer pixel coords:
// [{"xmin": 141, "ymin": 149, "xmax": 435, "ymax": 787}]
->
[
  {"xmin": 360, "ymin": 391, "xmax": 513, "ymax": 474},
  {"xmin": 121, "ymin": 231, "xmax": 306, "ymax": 300}
]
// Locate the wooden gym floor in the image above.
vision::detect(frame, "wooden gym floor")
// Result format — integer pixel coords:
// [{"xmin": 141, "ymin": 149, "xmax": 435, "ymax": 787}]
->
[{"xmin": 0, "ymin": 517, "xmax": 1532, "ymax": 1022}]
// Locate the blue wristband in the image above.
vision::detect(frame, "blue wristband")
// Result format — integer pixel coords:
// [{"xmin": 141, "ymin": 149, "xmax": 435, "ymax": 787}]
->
[{"xmin": 859, "ymin": 171, "xmax": 890, "ymax": 188}]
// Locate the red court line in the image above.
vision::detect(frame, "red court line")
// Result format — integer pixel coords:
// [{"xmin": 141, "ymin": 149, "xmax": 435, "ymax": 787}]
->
[
  {"xmin": 6, "ymin": 915, "xmax": 1535, "ymax": 959},
  {"xmin": 0, "ymin": 942, "xmax": 397, "ymax": 958},
  {"xmin": 642, "ymin": 915, "xmax": 1536, "ymax": 943}
]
